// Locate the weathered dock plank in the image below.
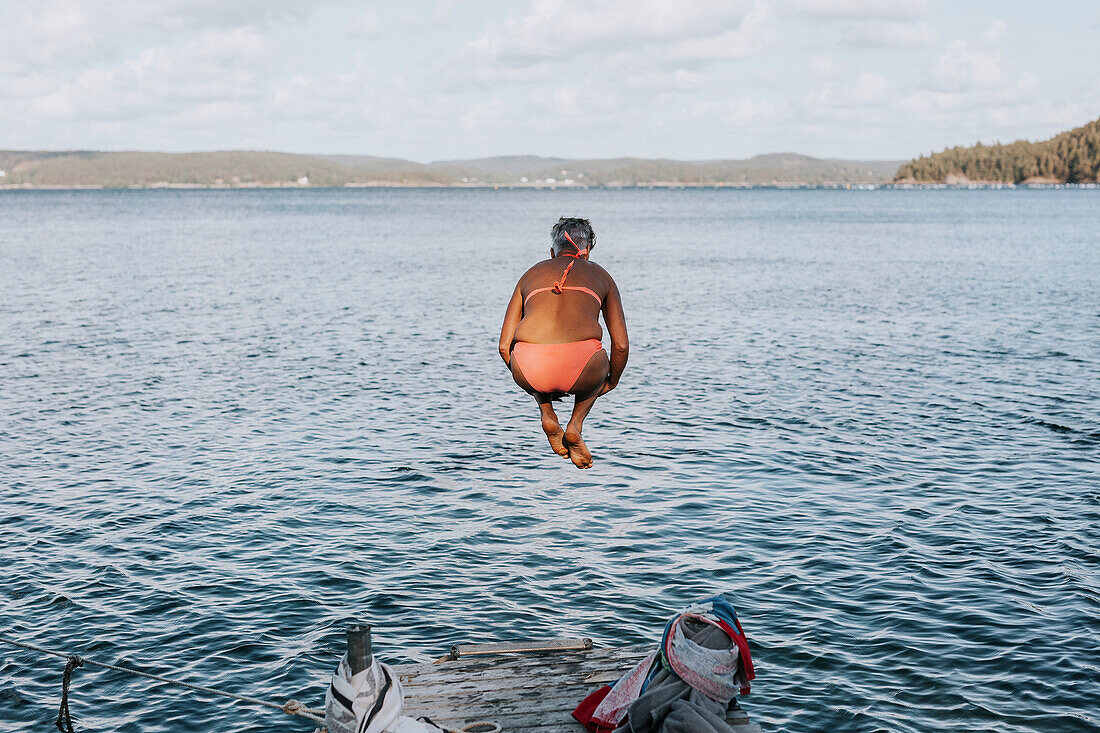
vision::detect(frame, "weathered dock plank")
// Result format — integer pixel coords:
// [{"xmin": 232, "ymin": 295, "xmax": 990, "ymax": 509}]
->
[{"xmin": 393, "ymin": 644, "xmax": 761, "ymax": 733}]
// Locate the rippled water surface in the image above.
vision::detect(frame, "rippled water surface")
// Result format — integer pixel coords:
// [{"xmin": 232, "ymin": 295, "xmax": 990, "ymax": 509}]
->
[{"xmin": 1, "ymin": 188, "xmax": 1098, "ymax": 732}]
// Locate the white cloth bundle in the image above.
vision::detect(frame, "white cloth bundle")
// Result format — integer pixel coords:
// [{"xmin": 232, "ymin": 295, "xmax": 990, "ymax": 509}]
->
[{"xmin": 325, "ymin": 654, "xmax": 446, "ymax": 733}]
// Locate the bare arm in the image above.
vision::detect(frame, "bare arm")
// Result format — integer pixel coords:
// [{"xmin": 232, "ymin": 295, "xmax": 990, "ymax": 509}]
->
[
  {"xmin": 601, "ymin": 277, "xmax": 629, "ymax": 391},
  {"xmin": 498, "ymin": 282, "xmax": 524, "ymax": 367}
]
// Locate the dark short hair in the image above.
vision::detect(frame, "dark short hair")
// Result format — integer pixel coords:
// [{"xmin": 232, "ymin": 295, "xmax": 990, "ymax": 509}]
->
[{"xmin": 551, "ymin": 217, "xmax": 595, "ymax": 254}]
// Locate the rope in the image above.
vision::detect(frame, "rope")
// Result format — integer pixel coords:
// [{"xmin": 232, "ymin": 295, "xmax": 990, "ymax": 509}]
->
[
  {"xmin": 0, "ymin": 635, "xmax": 325, "ymax": 727},
  {"xmin": 55, "ymin": 655, "xmax": 82, "ymax": 732},
  {"xmin": 4, "ymin": 635, "xmax": 498, "ymax": 733}
]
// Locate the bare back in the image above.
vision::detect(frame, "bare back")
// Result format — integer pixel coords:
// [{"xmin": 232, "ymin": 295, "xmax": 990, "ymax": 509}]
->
[
  {"xmin": 513, "ymin": 257, "xmax": 609, "ymax": 344},
  {"xmin": 499, "ymin": 248, "xmax": 628, "ymax": 398}
]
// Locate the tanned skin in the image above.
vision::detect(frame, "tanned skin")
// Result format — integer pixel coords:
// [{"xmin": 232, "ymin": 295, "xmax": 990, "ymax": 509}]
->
[{"xmin": 498, "ymin": 247, "xmax": 629, "ymax": 469}]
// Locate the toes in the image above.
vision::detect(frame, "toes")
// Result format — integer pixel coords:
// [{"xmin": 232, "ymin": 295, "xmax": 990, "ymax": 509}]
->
[
  {"xmin": 567, "ymin": 447, "xmax": 586, "ymax": 469},
  {"xmin": 560, "ymin": 427, "xmax": 594, "ymax": 468},
  {"xmin": 566, "ymin": 443, "xmax": 593, "ymax": 469}
]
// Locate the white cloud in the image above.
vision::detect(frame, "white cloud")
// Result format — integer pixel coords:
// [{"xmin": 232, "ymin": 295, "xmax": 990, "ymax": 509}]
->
[
  {"xmin": 0, "ymin": 72, "xmax": 58, "ymax": 100},
  {"xmin": 347, "ymin": 10, "xmax": 382, "ymax": 38},
  {"xmin": 1, "ymin": 2, "xmax": 106, "ymax": 72},
  {"xmin": 0, "ymin": 1, "xmax": 1094, "ymax": 161},
  {"xmin": 789, "ymin": 0, "xmax": 927, "ymax": 20},
  {"xmin": 722, "ymin": 97, "xmax": 776, "ymax": 125},
  {"xmin": 665, "ymin": 5, "xmax": 771, "ymax": 61},
  {"xmin": 803, "ymin": 70, "xmax": 892, "ymax": 117},
  {"xmin": 851, "ymin": 71, "xmax": 890, "ymax": 103},
  {"xmin": 887, "ymin": 20, "xmax": 1086, "ymax": 149},
  {"xmin": 624, "ymin": 69, "xmax": 702, "ymax": 91},
  {"xmin": 436, "ymin": 0, "xmax": 773, "ymax": 110},
  {"xmin": 839, "ymin": 19, "xmax": 935, "ymax": 48},
  {"xmin": 464, "ymin": 0, "xmax": 768, "ymax": 61},
  {"xmin": 790, "ymin": 0, "xmax": 932, "ymax": 50},
  {"xmin": 0, "ymin": 0, "xmax": 325, "ymax": 74},
  {"xmin": 980, "ymin": 18, "xmax": 1007, "ymax": 45},
  {"xmin": 135, "ymin": 0, "xmax": 320, "ymax": 32},
  {"xmin": 809, "ymin": 54, "xmax": 837, "ymax": 77},
  {"xmin": 7, "ymin": 23, "xmax": 295, "ymax": 125},
  {"xmin": 925, "ymin": 21, "xmax": 1016, "ymax": 93},
  {"xmin": 400, "ymin": 0, "xmax": 460, "ymax": 30}
]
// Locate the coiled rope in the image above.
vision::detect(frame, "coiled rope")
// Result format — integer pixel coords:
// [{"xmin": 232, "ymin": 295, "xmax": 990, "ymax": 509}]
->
[{"xmin": 0, "ymin": 635, "xmax": 325, "ymax": 729}]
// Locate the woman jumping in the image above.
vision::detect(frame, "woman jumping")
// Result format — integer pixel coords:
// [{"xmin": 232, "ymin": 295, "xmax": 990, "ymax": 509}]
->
[{"xmin": 498, "ymin": 217, "xmax": 629, "ymax": 469}]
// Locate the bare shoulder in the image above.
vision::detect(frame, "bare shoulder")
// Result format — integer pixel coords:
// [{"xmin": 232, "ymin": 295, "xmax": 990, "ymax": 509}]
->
[
  {"xmin": 587, "ymin": 260, "xmax": 618, "ymax": 289},
  {"xmin": 518, "ymin": 259, "xmax": 554, "ymax": 285}
]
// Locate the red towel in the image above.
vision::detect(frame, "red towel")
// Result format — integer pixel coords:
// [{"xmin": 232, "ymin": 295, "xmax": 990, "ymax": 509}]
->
[{"xmin": 572, "ymin": 685, "xmax": 618, "ymax": 733}]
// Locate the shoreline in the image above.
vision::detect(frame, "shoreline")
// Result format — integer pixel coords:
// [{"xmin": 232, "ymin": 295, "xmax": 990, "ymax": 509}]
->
[{"xmin": 2, "ymin": 181, "xmax": 1097, "ymax": 191}]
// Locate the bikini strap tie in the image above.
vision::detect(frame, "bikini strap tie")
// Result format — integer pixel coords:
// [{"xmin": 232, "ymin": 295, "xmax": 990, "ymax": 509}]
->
[
  {"xmin": 553, "ymin": 231, "xmax": 586, "ymax": 293},
  {"xmin": 552, "ymin": 259, "xmax": 575, "ymax": 293}
]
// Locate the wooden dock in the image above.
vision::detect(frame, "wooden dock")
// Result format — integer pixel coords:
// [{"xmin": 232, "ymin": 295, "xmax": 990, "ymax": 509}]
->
[{"xmin": 393, "ymin": 641, "xmax": 762, "ymax": 732}]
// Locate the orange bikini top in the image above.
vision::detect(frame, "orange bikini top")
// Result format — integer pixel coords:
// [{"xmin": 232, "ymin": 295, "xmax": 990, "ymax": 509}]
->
[{"xmin": 523, "ymin": 231, "xmax": 603, "ymax": 308}]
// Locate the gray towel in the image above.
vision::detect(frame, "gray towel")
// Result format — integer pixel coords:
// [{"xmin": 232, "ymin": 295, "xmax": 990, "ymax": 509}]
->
[{"xmin": 614, "ymin": 623, "xmax": 740, "ymax": 733}]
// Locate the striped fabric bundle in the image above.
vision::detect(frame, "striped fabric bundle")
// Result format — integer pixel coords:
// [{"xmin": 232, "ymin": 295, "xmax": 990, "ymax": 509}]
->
[
  {"xmin": 574, "ymin": 594, "xmax": 756, "ymax": 733},
  {"xmin": 325, "ymin": 654, "xmax": 445, "ymax": 733},
  {"xmin": 664, "ymin": 614, "xmax": 740, "ymax": 702},
  {"xmin": 659, "ymin": 596, "xmax": 754, "ymax": 698}
]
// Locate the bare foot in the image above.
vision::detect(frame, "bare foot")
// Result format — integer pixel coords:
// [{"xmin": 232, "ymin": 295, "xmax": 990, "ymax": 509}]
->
[
  {"xmin": 563, "ymin": 426, "xmax": 593, "ymax": 469},
  {"xmin": 541, "ymin": 413, "xmax": 570, "ymax": 458}
]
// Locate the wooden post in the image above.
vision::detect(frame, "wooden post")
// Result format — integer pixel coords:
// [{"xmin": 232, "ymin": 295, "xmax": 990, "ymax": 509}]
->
[{"xmin": 346, "ymin": 624, "xmax": 372, "ymax": 675}]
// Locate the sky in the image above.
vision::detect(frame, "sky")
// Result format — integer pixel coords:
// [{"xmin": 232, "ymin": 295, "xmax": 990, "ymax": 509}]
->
[{"xmin": 2, "ymin": 0, "xmax": 1098, "ymax": 162}]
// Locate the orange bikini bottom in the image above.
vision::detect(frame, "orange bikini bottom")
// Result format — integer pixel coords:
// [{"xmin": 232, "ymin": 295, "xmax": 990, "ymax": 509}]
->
[{"xmin": 512, "ymin": 339, "xmax": 605, "ymax": 394}]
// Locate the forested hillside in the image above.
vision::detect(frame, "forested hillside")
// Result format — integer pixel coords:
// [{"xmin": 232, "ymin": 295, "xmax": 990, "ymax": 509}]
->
[{"xmin": 895, "ymin": 117, "xmax": 1100, "ymax": 183}]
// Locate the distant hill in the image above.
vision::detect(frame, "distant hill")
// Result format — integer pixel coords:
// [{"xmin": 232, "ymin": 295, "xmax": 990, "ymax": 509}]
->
[
  {"xmin": 0, "ymin": 150, "xmax": 902, "ymax": 188},
  {"xmin": 519, "ymin": 154, "xmax": 898, "ymax": 186},
  {"xmin": 428, "ymin": 155, "xmax": 570, "ymax": 177},
  {"xmin": 0, "ymin": 151, "xmax": 444, "ymax": 187},
  {"xmin": 314, "ymin": 154, "xmax": 454, "ymax": 184},
  {"xmin": 895, "ymin": 117, "xmax": 1100, "ymax": 184}
]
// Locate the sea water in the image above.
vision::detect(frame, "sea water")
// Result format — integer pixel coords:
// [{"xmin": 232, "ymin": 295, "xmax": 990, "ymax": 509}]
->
[{"xmin": 1, "ymin": 188, "xmax": 1097, "ymax": 732}]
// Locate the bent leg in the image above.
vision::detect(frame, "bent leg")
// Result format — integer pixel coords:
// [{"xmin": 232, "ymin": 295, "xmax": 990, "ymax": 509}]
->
[
  {"xmin": 511, "ymin": 351, "xmax": 569, "ymax": 458},
  {"xmin": 509, "ymin": 352, "xmax": 537, "ymax": 396},
  {"xmin": 538, "ymin": 397, "xmax": 569, "ymax": 458},
  {"xmin": 563, "ymin": 350, "xmax": 610, "ymax": 469},
  {"xmin": 563, "ymin": 385, "xmax": 600, "ymax": 469}
]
